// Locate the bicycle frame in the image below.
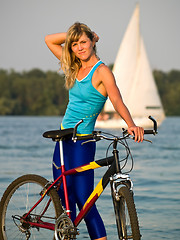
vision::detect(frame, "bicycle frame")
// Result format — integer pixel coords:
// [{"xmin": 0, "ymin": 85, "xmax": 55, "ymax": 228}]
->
[
  {"xmin": 23, "ymin": 138, "xmax": 120, "ymax": 231},
  {"xmin": 0, "ymin": 116, "xmax": 157, "ymax": 240}
]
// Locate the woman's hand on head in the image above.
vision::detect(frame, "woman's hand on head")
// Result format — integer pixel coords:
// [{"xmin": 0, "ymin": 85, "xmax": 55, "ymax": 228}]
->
[
  {"xmin": 128, "ymin": 126, "xmax": 144, "ymax": 142},
  {"xmin": 93, "ymin": 32, "xmax": 99, "ymax": 42}
]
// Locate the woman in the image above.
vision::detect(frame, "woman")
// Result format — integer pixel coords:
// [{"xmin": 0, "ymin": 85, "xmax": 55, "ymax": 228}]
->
[{"xmin": 45, "ymin": 22, "xmax": 144, "ymax": 240}]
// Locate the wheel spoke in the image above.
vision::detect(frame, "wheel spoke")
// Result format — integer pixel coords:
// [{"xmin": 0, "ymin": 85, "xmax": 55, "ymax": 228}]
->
[{"xmin": 0, "ymin": 174, "xmax": 63, "ymax": 240}]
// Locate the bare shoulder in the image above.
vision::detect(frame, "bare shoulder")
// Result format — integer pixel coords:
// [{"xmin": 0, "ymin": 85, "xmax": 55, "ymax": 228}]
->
[
  {"xmin": 97, "ymin": 63, "xmax": 112, "ymax": 73},
  {"xmin": 97, "ymin": 63, "xmax": 114, "ymax": 78},
  {"xmin": 96, "ymin": 63, "xmax": 116, "ymax": 86}
]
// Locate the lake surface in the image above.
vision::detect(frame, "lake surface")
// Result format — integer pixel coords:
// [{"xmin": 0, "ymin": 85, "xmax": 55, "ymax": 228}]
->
[{"xmin": 0, "ymin": 116, "xmax": 180, "ymax": 239}]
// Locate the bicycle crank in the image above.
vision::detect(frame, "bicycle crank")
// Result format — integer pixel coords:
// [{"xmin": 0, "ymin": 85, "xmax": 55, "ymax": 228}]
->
[{"xmin": 55, "ymin": 213, "xmax": 79, "ymax": 240}]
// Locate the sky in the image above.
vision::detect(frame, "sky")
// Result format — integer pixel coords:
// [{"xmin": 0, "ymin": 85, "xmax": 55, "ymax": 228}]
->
[{"xmin": 0, "ymin": 0, "xmax": 179, "ymax": 72}]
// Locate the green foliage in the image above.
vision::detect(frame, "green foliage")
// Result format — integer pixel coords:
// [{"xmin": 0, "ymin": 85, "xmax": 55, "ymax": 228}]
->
[
  {"xmin": 153, "ymin": 69, "xmax": 180, "ymax": 116},
  {"xmin": 0, "ymin": 68, "xmax": 179, "ymax": 116},
  {"xmin": 0, "ymin": 69, "xmax": 68, "ymax": 116}
]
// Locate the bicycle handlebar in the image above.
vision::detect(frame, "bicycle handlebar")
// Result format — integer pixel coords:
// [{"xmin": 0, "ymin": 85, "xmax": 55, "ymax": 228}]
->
[
  {"xmin": 145, "ymin": 116, "xmax": 158, "ymax": 134},
  {"xmin": 72, "ymin": 116, "xmax": 158, "ymax": 143},
  {"xmin": 123, "ymin": 116, "xmax": 157, "ymax": 135}
]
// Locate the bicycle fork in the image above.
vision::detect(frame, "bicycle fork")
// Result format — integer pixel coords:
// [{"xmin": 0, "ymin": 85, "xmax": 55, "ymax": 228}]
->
[
  {"xmin": 110, "ymin": 173, "xmax": 133, "ymax": 200},
  {"xmin": 110, "ymin": 139, "xmax": 133, "ymax": 195},
  {"xmin": 110, "ymin": 140, "xmax": 134, "ymax": 239}
]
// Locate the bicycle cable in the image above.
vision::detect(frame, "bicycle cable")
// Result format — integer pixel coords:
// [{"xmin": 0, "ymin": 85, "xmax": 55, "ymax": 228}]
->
[{"xmin": 102, "ymin": 131, "xmax": 134, "ymax": 174}]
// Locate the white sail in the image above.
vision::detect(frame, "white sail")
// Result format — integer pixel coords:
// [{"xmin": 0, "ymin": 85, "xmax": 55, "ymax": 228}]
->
[{"xmin": 96, "ymin": 4, "xmax": 165, "ymax": 128}]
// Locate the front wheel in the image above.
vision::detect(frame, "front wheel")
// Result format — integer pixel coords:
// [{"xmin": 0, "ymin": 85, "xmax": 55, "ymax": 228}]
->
[
  {"xmin": 0, "ymin": 174, "xmax": 63, "ymax": 240},
  {"xmin": 113, "ymin": 186, "xmax": 141, "ymax": 240}
]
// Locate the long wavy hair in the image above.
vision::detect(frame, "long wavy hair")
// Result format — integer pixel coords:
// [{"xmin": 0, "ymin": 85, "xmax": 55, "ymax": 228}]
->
[{"xmin": 61, "ymin": 22, "xmax": 97, "ymax": 89}]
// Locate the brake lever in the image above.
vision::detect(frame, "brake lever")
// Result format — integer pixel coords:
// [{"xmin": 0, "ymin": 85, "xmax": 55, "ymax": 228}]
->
[
  {"xmin": 122, "ymin": 127, "xmax": 153, "ymax": 143},
  {"xmin": 144, "ymin": 139, "xmax": 152, "ymax": 143},
  {"xmin": 81, "ymin": 135, "xmax": 102, "ymax": 145},
  {"xmin": 128, "ymin": 136, "xmax": 152, "ymax": 143},
  {"xmin": 81, "ymin": 139, "xmax": 97, "ymax": 145}
]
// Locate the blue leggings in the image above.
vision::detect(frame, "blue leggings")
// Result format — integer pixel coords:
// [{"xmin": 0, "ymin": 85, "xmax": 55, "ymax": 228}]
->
[{"xmin": 53, "ymin": 138, "xmax": 106, "ymax": 240}]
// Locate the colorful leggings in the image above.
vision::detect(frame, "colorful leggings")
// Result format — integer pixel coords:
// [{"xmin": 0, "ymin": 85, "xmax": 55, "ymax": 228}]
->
[{"xmin": 53, "ymin": 138, "xmax": 106, "ymax": 239}]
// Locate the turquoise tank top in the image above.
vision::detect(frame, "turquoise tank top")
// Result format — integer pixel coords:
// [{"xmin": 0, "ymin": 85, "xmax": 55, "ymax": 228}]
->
[{"xmin": 62, "ymin": 60, "xmax": 107, "ymax": 134}]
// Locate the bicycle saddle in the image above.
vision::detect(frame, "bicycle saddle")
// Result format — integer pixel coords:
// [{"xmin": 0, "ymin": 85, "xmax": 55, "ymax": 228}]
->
[{"xmin": 43, "ymin": 128, "xmax": 74, "ymax": 141}]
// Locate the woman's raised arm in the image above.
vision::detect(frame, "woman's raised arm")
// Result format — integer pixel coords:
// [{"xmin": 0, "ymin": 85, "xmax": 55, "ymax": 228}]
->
[{"xmin": 45, "ymin": 32, "xmax": 67, "ymax": 60}]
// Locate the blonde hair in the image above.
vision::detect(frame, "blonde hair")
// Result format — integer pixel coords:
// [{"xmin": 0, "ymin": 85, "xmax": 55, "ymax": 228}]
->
[{"xmin": 60, "ymin": 22, "xmax": 97, "ymax": 89}]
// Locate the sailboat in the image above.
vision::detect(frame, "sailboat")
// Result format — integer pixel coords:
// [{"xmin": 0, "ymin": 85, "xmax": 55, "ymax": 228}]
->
[{"xmin": 96, "ymin": 4, "xmax": 165, "ymax": 129}]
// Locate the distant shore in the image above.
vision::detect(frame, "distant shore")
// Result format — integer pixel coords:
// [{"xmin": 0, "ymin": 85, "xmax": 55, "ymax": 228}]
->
[{"xmin": 0, "ymin": 68, "xmax": 180, "ymax": 116}]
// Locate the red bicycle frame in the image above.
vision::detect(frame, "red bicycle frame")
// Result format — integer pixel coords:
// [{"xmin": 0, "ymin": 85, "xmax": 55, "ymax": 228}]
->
[{"xmin": 24, "ymin": 139, "xmax": 115, "ymax": 231}]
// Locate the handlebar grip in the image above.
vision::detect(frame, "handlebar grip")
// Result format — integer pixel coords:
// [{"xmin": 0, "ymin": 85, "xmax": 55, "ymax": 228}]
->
[
  {"xmin": 144, "ymin": 129, "xmax": 155, "ymax": 135},
  {"xmin": 76, "ymin": 134, "xmax": 94, "ymax": 140},
  {"xmin": 123, "ymin": 129, "xmax": 155, "ymax": 135}
]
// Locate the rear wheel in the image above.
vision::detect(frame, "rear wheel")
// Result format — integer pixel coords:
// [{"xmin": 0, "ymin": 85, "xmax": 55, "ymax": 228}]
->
[
  {"xmin": 113, "ymin": 186, "xmax": 141, "ymax": 240},
  {"xmin": 0, "ymin": 174, "xmax": 63, "ymax": 240}
]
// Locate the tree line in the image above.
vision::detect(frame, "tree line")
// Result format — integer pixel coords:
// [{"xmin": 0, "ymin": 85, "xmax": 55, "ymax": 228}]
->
[
  {"xmin": 0, "ymin": 69, "xmax": 68, "ymax": 116},
  {"xmin": 0, "ymin": 68, "xmax": 179, "ymax": 116},
  {"xmin": 153, "ymin": 69, "xmax": 180, "ymax": 116}
]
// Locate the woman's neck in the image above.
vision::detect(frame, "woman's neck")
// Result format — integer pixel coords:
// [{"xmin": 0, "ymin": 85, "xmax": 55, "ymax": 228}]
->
[{"xmin": 80, "ymin": 56, "xmax": 99, "ymax": 69}]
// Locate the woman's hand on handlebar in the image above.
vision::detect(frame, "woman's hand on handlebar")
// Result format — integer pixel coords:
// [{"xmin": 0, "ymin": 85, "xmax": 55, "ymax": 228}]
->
[{"xmin": 127, "ymin": 126, "xmax": 144, "ymax": 143}]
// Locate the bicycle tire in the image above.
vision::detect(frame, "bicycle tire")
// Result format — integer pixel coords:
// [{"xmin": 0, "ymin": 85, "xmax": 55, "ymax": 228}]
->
[
  {"xmin": 0, "ymin": 174, "xmax": 63, "ymax": 240},
  {"xmin": 113, "ymin": 186, "xmax": 141, "ymax": 240}
]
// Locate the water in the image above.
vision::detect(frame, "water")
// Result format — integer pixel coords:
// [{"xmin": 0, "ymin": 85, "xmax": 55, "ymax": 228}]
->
[{"xmin": 0, "ymin": 116, "xmax": 180, "ymax": 239}]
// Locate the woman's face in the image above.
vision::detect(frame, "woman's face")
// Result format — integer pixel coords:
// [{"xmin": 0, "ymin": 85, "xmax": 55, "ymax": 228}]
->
[{"xmin": 71, "ymin": 33, "xmax": 95, "ymax": 61}]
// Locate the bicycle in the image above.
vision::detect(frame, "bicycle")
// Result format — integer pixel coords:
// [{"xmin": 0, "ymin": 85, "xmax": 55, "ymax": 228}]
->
[{"xmin": 0, "ymin": 116, "xmax": 158, "ymax": 240}]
